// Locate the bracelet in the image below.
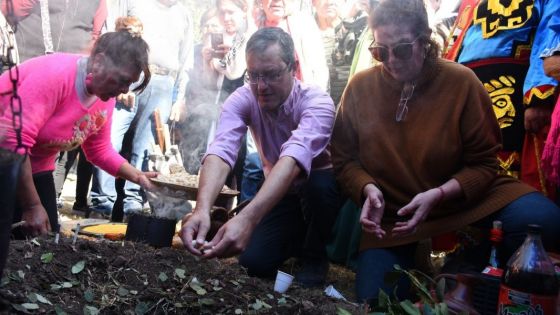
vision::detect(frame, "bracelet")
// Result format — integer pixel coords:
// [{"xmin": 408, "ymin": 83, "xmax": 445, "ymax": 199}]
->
[{"xmin": 436, "ymin": 187, "xmax": 445, "ymax": 205}]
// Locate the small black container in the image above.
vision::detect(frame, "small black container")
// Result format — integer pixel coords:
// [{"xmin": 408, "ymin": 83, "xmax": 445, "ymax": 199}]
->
[{"xmin": 125, "ymin": 214, "xmax": 177, "ymax": 248}]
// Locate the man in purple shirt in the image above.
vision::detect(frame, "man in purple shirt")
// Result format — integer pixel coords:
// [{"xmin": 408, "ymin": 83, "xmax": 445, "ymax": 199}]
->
[{"xmin": 180, "ymin": 27, "xmax": 341, "ymax": 287}]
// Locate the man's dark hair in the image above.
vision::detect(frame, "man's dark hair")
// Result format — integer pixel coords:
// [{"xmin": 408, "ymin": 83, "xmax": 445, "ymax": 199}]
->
[
  {"xmin": 89, "ymin": 30, "xmax": 151, "ymax": 93},
  {"xmin": 246, "ymin": 27, "xmax": 296, "ymax": 70}
]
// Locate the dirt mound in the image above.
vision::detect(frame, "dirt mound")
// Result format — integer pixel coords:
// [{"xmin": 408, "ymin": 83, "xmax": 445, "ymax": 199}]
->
[{"xmin": 0, "ymin": 237, "xmax": 358, "ymax": 314}]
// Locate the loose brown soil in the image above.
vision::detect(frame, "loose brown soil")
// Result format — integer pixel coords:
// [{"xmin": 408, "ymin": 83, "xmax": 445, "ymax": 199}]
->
[{"xmin": 0, "ymin": 237, "xmax": 360, "ymax": 314}]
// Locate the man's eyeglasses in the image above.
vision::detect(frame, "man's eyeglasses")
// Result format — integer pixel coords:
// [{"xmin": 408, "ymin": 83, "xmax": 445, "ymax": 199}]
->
[
  {"xmin": 245, "ymin": 65, "xmax": 290, "ymax": 86},
  {"xmin": 368, "ymin": 36, "xmax": 421, "ymax": 62},
  {"xmin": 395, "ymin": 83, "xmax": 415, "ymax": 122}
]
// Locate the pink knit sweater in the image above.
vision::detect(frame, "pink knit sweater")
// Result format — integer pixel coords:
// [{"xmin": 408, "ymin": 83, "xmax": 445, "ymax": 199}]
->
[{"xmin": 0, "ymin": 53, "xmax": 125, "ymax": 176}]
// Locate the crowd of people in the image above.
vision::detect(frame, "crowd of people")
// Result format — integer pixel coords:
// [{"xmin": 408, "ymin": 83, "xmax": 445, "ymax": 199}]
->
[{"xmin": 1, "ymin": 0, "xmax": 559, "ymax": 306}]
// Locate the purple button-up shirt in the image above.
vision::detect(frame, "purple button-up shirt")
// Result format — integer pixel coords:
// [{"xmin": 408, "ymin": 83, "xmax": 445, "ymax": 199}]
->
[{"xmin": 205, "ymin": 79, "xmax": 335, "ymax": 188}]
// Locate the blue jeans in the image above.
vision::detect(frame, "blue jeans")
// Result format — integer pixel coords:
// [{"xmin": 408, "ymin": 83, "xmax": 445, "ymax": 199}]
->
[
  {"xmin": 238, "ymin": 169, "xmax": 341, "ymax": 277},
  {"xmin": 355, "ymin": 192, "xmax": 560, "ymax": 303},
  {"xmin": 240, "ymin": 133, "xmax": 263, "ymax": 202},
  {"xmin": 91, "ymin": 74, "xmax": 174, "ymax": 212}
]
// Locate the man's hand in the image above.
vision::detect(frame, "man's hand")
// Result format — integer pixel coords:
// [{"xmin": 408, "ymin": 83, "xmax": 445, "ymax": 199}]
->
[
  {"xmin": 180, "ymin": 210, "xmax": 212, "ymax": 256},
  {"xmin": 360, "ymin": 183, "xmax": 386, "ymax": 239},
  {"xmin": 169, "ymin": 99, "xmax": 186, "ymax": 122},
  {"xmin": 21, "ymin": 204, "xmax": 50, "ymax": 236},
  {"xmin": 392, "ymin": 188, "xmax": 440, "ymax": 237},
  {"xmin": 117, "ymin": 92, "xmax": 136, "ymax": 109},
  {"xmin": 525, "ymin": 105, "xmax": 552, "ymax": 134},
  {"xmin": 201, "ymin": 213, "xmax": 255, "ymax": 258}
]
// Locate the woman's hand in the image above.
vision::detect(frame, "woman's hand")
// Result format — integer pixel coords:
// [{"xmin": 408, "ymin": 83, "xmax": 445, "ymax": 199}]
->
[
  {"xmin": 360, "ymin": 183, "xmax": 386, "ymax": 239},
  {"xmin": 117, "ymin": 92, "xmax": 136, "ymax": 109},
  {"xmin": 392, "ymin": 188, "xmax": 441, "ymax": 237},
  {"xmin": 137, "ymin": 171, "xmax": 158, "ymax": 192},
  {"xmin": 21, "ymin": 204, "xmax": 50, "ymax": 236}
]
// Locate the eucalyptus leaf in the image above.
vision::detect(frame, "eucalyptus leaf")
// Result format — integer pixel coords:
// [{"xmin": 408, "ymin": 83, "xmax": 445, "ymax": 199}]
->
[
  {"xmin": 83, "ymin": 305, "xmax": 100, "ymax": 315},
  {"xmin": 22, "ymin": 303, "xmax": 39, "ymax": 310},
  {"xmin": 400, "ymin": 300, "xmax": 421, "ymax": 315},
  {"xmin": 27, "ymin": 293, "xmax": 38, "ymax": 303},
  {"xmin": 198, "ymin": 298, "xmax": 215, "ymax": 306},
  {"xmin": 31, "ymin": 238, "xmax": 41, "ymax": 246},
  {"xmin": 35, "ymin": 293, "xmax": 52, "ymax": 305},
  {"xmin": 175, "ymin": 268, "xmax": 186, "ymax": 279},
  {"xmin": 212, "ymin": 286, "xmax": 222, "ymax": 291},
  {"xmin": 117, "ymin": 287, "xmax": 129, "ymax": 296},
  {"xmin": 336, "ymin": 307, "xmax": 353, "ymax": 315},
  {"xmin": 41, "ymin": 253, "xmax": 54, "ymax": 264},
  {"xmin": 135, "ymin": 301, "xmax": 149, "ymax": 315},
  {"xmin": 50, "ymin": 284, "xmax": 62, "ymax": 290},
  {"xmin": 11, "ymin": 304, "xmax": 30, "ymax": 314},
  {"xmin": 54, "ymin": 305, "xmax": 68, "ymax": 315},
  {"xmin": 17, "ymin": 270, "xmax": 25, "ymax": 280},
  {"xmin": 234, "ymin": 309, "xmax": 242, "ymax": 314},
  {"xmin": 84, "ymin": 289, "xmax": 94, "ymax": 302},
  {"xmin": 277, "ymin": 297, "xmax": 287, "ymax": 305},
  {"xmin": 189, "ymin": 282, "xmax": 207, "ymax": 295},
  {"xmin": 158, "ymin": 272, "xmax": 168, "ymax": 282},
  {"xmin": 72, "ymin": 260, "xmax": 85, "ymax": 274},
  {"xmin": 62, "ymin": 282, "xmax": 73, "ymax": 288},
  {"xmin": 251, "ymin": 300, "xmax": 263, "ymax": 310}
]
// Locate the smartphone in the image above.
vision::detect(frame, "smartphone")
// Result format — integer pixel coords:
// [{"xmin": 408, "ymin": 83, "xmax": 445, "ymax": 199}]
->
[{"xmin": 210, "ymin": 33, "xmax": 225, "ymax": 58}]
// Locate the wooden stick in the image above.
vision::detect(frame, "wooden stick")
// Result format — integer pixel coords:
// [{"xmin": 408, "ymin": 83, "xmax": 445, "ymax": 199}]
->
[
  {"xmin": 153, "ymin": 108, "xmax": 166, "ymax": 154},
  {"xmin": 163, "ymin": 123, "xmax": 171, "ymax": 155}
]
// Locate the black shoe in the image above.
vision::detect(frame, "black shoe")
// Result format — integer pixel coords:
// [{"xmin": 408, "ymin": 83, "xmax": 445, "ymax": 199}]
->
[
  {"xmin": 294, "ymin": 259, "xmax": 329, "ymax": 288},
  {"xmin": 72, "ymin": 202, "xmax": 89, "ymax": 213}
]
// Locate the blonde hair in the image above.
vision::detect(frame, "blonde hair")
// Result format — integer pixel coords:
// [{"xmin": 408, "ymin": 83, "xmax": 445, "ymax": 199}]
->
[{"xmin": 115, "ymin": 16, "xmax": 144, "ymax": 38}]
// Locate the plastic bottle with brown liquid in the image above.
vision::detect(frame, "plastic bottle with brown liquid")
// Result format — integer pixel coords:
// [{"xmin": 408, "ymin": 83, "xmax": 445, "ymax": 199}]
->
[{"xmin": 497, "ymin": 224, "xmax": 558, "ymax": 315}]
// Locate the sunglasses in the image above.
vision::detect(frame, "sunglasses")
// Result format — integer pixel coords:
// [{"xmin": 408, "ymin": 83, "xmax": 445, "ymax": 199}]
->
[
  {"xmin": 245, "ymin": 65, "xmax": 290, "ymax": 86},
  {"xmin": 368, "ymin": 36, "xmax": 421, "ymax": 62}
]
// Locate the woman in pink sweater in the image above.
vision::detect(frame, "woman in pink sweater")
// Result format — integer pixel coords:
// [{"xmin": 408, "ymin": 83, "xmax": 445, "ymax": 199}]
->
[{"xmin": 0, "ymin": 29, "xmax": 154, "ymax": 236}]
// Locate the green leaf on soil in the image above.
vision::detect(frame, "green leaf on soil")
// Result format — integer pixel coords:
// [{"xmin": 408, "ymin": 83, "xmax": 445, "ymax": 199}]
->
[
  {"xmin": 158, "ymin": 272, "xmax": 168, "ymax": 282},
  {"xmin": 277, "ymin": 297, "xmax": 287, "ymax": 305},
  {"xmin": 41, "ymin": 252, "xmax": 54, "ymax": 263},
  {"xmin": 229, "ymin": 280, "xmax": 240, "ymax": 286},
  {"xmin": 17, "ymin": 270, "xmax": 25, "ymax": 280},
  {"xmin": 234, "ymin": 309, "xmax": 242, "ymax": 314},
  {"xmin": 336, "ymin": 308, "xmax": 353, "ymax": 315},
  {"xmin": 72, "ymin": 260, "xmax": 85, "ymax": 274},
  {"xmin": 117, "ymin": 287, "xmax": 129, "ymax": 296},
  {"xmin": 174, "ymin": 268, "xmax": 186, "ymax": 279},
  {"xmin": 27, "ymin": 292, "xmax": 52, "ymax": 305},
  {"xmin": 54, "ymin": 305, "xmax": 68, "ymax": 315},
  {"xmin": 135, "ymin": 301, "xmax": 149, "ymax": 315},
  {"xmin": 21, "ymin": 303, "xmax": 39, "ymax": 310},
  {"xmin": 251, "ymin": 299, "xmax": 263, "ymax": 311},
  {"xmin": 266, "ymin": 294, "xmax": 273, "ymax": 299},
  {"xmin": 0, "ymin": 276, "xmax": 9, "ymax": 287},
  {"xmin": 83, "ymin": 305, "xmax": 100, "ymax": 315},
  {"xmin": 84, "ymin": 289, "xmax": 94, "ymax": 302},
  {"xmin": 400, "ymin": 300, "xmax": 421, "ymax": 315},
  {"xmin": 189, "ymin": 282, "xmax": 207, "ymax": 295},
  {"xmin": 31, "ymin": 238, "xmax": 41, "ymax": 246},
  {"xmin": 199, "ymin": 298, "xmax": 215, "ymax": 306},
  {"xmin": 130, "ymin": 290, "xmax": 138, "ymax": 295},
  {"xmin": 62, "ymin": 282, "xmax": 73, "ymax": 288},
  {"xmin": 51, "ymin": 284, "xmax": 62, "ymax": 290},
  {"xmin": 212, "ymin": 286, "xmax": 222, "ymax": 291},
  {"xmin": 11, "ymin": 304, "xmax": 31, "ymax": 314}
]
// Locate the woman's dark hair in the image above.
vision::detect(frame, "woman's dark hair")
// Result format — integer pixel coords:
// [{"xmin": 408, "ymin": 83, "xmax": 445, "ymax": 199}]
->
[
  {"xmin": 89, "ymin": 30, "xmax": 151, "ymax": 93},
  {"xmin": 370, "ymin": 0, "xmax": 439, "ymax": 61},
  {"xmin": 246, "ymin": 27, "xmax": 295, "ymax": 70}
]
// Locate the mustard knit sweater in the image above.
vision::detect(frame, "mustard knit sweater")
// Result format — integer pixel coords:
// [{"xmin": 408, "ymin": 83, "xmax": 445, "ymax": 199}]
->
[{"xmin": 332, "ymin": 58, "xmax": 535, "ymax": 249}]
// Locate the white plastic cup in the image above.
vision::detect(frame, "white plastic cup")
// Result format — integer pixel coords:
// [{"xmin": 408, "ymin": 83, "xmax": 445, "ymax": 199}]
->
[{"xmin": 274, "ymin": 270, "xmax": 294, "ymax": 293}]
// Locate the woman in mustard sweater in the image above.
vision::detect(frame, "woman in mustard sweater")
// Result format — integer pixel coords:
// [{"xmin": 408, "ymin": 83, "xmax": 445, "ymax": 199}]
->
[{"xmin": 331, "ymin": 0, "xmax": 560, "ymax": 304}]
